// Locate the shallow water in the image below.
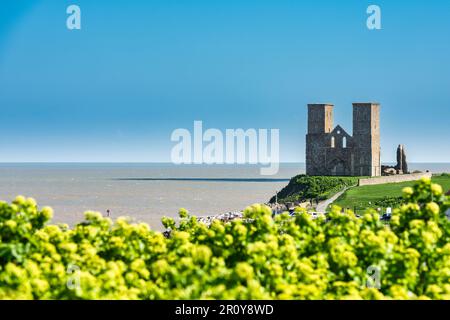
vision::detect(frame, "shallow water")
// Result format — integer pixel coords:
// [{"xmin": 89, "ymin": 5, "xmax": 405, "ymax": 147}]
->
[{"xmin": 0, "ymin": 163, "xmax": 300, "ymax": 230}]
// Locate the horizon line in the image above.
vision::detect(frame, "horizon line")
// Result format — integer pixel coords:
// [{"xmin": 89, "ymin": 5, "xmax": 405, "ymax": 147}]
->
[{"xmin": 0, "ymin": 162, "xmax": 450, "ymax": 164}]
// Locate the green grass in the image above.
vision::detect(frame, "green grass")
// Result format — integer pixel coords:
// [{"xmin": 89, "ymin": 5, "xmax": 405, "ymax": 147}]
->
[
  {"xmin": 270, "ymin": 175, "xmax": 361, "ymax": 204},
  {"xmin": 332, "ymin": 174, "xmax": 450, "ymax": 213}
]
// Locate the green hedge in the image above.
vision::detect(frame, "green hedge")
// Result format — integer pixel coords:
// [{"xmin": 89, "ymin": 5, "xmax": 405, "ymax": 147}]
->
[
  {"xmin": 0, "ymin": 177, "xmax": 450, "ymax": 299},
  {"xmin": 270, "ymin": 175, "xmax": 359, "ymax": 204}
]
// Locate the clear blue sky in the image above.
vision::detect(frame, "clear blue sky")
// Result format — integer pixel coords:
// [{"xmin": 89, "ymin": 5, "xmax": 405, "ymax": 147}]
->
[{"xmin": 0, "ymin": 0, "xmax": 449, "ymax": 162}]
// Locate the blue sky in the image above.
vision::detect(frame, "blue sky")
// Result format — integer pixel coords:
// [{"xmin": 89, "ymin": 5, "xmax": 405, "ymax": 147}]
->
[{"xmin": 0, "ymin": 0, "xmax": 449, "ymax": 162}]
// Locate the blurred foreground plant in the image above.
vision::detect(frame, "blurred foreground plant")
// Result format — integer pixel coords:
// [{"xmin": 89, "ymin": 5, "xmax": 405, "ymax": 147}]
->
[{"xmin": 0, "ymin": 177, "xmax": 449, "ymax": 299}]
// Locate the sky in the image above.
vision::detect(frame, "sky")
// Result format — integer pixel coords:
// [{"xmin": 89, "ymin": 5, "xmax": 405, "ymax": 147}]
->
[{"xmin": 0, "ymin": 0, "xmax": 449, "ymax": 163}]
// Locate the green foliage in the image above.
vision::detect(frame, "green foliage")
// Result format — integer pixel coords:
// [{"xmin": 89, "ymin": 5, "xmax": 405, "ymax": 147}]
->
[
  {"xmin": 334, "ymin": 174, "xmax": 450, "ymax": 213},
  {"xmin": 336, "ymin": 196, "xmax": 406, "ymax": 214},
  {"xmin": 270, "ymin": 175, "xmax": 359, "ymax": 204},
  {"xmin": 1, "ymin": 178, "xmax": 450, "ymax": 299},
  {"xmin": 373, "ymin": 196, "xmax": 405, "ymax": 208}
]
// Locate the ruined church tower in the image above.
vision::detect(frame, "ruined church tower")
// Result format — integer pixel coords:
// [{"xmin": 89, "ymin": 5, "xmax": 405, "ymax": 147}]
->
[
  {"xmin": 305, "ymin": 104, "xmax": 334, "ymax": 175},
  {"xmin": 305, "ymin": 102, "xmax": 381, "ymax": 177},
  {"xmin": 352, "ymin": 103, "xmax": 381, "ymax": 176}
]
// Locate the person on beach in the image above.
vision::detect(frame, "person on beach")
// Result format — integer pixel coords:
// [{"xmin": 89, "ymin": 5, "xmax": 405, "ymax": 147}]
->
[{"xmin": 106, "ymin": 209, "xmax": 110, "ymax": 217}]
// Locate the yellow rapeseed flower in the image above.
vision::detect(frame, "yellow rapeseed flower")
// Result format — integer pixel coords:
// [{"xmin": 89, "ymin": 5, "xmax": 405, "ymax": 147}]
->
[
  {"xmin": 402, "ymin": 187, "xmax": 414, "ymax": 197},
  {"xmin": 425, "ymin": 202, "xmax": 440, "ymax": 215},
  {"xmin": 431, "ymin": 184, "xmax": 443, "ymax": 196}
]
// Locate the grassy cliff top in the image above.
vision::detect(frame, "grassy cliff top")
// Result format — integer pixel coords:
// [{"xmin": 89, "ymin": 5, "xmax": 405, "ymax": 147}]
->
[
  {"xmin": 269, "ymin": 175, "xmax": 360, "ymax": 204},
  {"xmin": 333, "ymin": 173, "xmax": 450, "ymax": 212}
]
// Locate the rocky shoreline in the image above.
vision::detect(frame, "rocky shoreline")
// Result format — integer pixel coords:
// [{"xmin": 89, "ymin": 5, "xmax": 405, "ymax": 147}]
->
[
  {"xmin": 195, "ymin": 202, "xmax": 294, "ymax": 226},
  {"xmin": 196, "ymin": 211, "xmax": 244, "ymax": 226},
  {"xmin": 162, "ymin": 202, "xmax": 325, "ymax": 237}
]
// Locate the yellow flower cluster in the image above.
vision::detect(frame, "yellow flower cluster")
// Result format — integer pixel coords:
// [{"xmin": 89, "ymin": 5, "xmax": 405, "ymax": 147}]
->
[{"xmin": 1, "ymin": 178, "xmax": 450, "ymax": 300}]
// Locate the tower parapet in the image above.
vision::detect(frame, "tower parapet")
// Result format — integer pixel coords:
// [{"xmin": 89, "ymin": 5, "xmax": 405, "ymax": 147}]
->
[{"xmin": 307, "ymin": 104, "xmax": 334, "ymax": 134}]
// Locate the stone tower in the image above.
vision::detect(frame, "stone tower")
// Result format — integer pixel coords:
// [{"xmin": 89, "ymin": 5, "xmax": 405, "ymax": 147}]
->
[
  {"xmin": 307, "ymin": 103, "xmax": 333, "ymax": 135},
  {"xmin": 395, "ymin": 144, "xmax": 408, "ymax": 174},
  {"xmin": 352, "ymin": 103, "xmax": 381, "ymax": 176},
  {"xmin": 306, "ymin": 104, "xmax": 334, "ymax": 175},
  {"xmin": 305, "ymin": 102, "xmax": 381, "ymax": 177}
]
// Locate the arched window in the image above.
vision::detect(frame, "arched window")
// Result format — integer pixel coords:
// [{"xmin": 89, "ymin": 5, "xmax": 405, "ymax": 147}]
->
[
  {"xmin": 343, "ymin": 136, "xmax": 347, "ymax": 148},
  {"xmin": 331, "ymin": 136, "xmax": 335, "ymax": 148}
]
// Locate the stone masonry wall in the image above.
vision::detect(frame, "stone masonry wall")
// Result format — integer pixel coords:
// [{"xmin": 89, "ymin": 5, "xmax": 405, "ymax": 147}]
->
[{"xmin": 358, "ymin": 172, "xmax": 432, "ymax": 186}]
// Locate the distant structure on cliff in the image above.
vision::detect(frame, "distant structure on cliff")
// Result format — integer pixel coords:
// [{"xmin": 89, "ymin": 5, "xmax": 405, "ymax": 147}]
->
[
  {"xmin": 306, "ymin": 103, "xmax": 381, "ymax": 177},
  {"xmin": 381, "ymin": 144, "xmax": 410, "ymax": 175}
]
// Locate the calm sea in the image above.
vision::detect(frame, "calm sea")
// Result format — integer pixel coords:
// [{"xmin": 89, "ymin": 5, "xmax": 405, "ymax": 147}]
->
[{"xmin": 0, "ymin": 163, "xmax": 448, "ymax": 230}]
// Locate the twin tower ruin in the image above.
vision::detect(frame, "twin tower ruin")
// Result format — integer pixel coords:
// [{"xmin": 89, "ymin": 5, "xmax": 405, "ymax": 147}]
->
[{"xmin": 306, "ymin": 103, "xmax": 381, "ymax": 177}]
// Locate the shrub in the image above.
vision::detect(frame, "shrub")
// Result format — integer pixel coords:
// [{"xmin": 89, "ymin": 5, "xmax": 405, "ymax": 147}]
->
[
  {"xmin": 270, "ymin": 175, "xmax": 359, "ymax": 203},
  {"xmin": 0, "ymin": 178, "xmax": 449, "ymax": 299},
  {"xmin": 373, "ymin": 196, "xmax": 405, "ymax": 208}
]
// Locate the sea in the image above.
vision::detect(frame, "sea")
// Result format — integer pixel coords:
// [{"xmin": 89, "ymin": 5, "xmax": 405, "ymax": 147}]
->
[{"xmin": 0, "ymin": 163, "xmax": 448, "ymax": 230}]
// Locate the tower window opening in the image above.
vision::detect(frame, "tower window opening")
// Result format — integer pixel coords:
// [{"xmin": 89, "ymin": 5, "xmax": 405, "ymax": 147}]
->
[
  {"xmin": 331, "ymin": 136, "xmax": 335, "ymax": 148},
  {"xmin": 343, "ymin": 136, "xmax": 347, "ymax": 148}
]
